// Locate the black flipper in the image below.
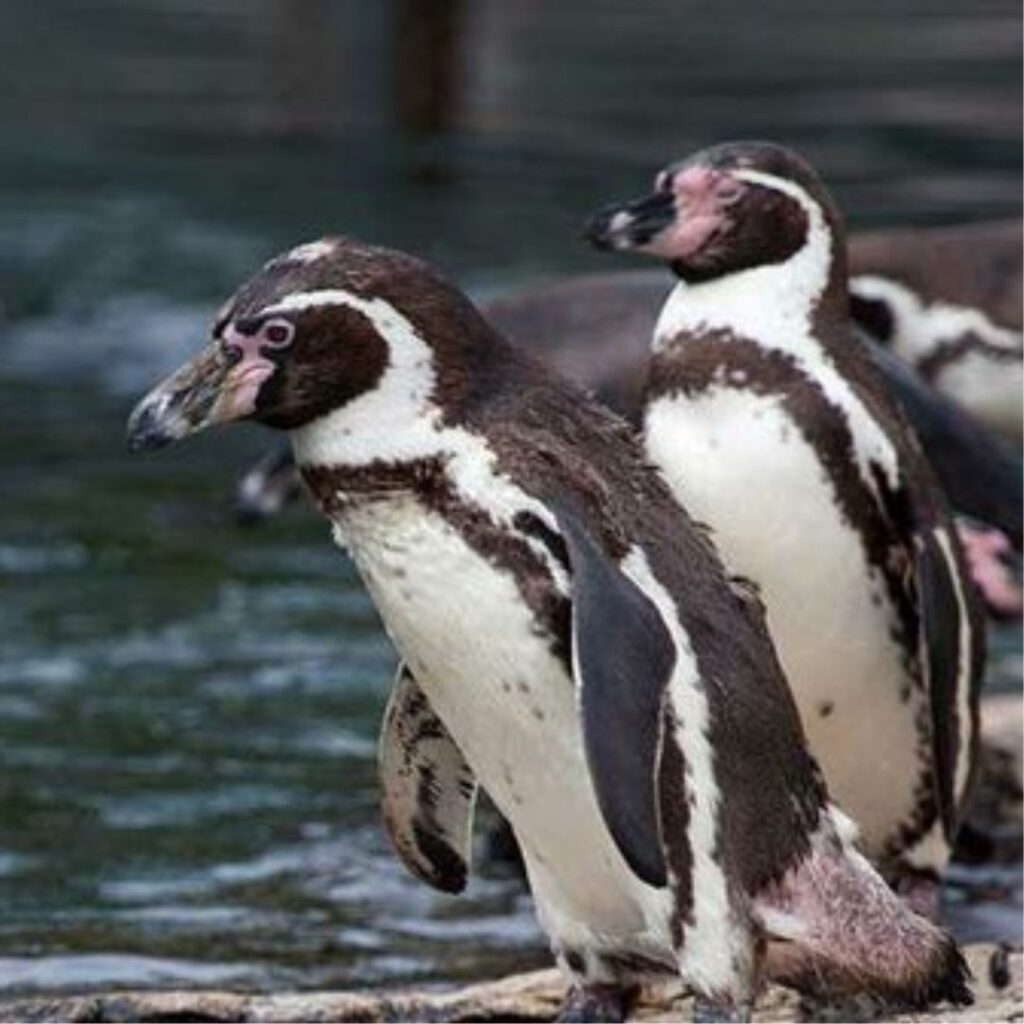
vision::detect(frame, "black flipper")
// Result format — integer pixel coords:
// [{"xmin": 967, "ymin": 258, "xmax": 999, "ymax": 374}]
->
[
  {"xmin": 915, "ymin": 530, "xmax": 972, "ymax": 839},
  {"xmin": 551, "ymin": 501, "xmax": 674, "ymax": 888},
  {"xmin": 379, "ymin": 663, "xmax": 478, "ymax": 894},
  {"xmin": 866, "ymin": 339, "xmax": 1022, "ymax": 549}
]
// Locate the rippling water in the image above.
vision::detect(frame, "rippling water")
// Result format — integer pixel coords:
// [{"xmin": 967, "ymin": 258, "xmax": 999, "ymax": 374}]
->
[{"xmin": 0, "ymin": 0, "xmax": 1020, "ymax": 998}]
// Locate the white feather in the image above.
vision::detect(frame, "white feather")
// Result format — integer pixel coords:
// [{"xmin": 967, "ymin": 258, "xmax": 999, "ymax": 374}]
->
[
  {"xmin": 644, "ymin": 376, "xmax": 933, "ymax": 865},
  {"xmin": 335, "ymin": 495, "xmax": 674, "ymax": 967}
]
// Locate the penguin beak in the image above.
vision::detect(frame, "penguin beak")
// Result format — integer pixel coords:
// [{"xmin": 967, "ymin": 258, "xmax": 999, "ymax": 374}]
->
[
  {"xmin": 583, "ymin": 190, "xmax": 677, "ymax": 253},
  {"xmin": 127, "ymin": 341, "xmax": 275, "ymax": 452}
]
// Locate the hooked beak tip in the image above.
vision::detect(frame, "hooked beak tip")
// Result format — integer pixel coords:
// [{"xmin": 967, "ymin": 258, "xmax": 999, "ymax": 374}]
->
[
  {"xmin": 582, "ymin": 208, "xmax": 624, "ymax": 251},
  {"xmin": 126, "ymin": 394, "xmax": 180, "ymax": 453},
  {"xmin": 585, "ymin": 190, "xmax": 677, "ymax": 255}
]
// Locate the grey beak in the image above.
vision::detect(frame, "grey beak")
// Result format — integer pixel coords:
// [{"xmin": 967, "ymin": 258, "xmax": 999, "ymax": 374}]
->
[
  {"xmin": 126, "ymin": 343, "xmax": 233, "ymax": 452},
  {"xmin": 583, "ymin": 190, "xmax": 677, "ymax": 251}
]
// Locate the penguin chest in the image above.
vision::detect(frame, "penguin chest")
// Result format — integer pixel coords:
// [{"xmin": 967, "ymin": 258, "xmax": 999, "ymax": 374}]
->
[
  {"xmin": 645, "ymin": 387, "xmax": 927, "ymax": 856},
  {"xmin": 334, "ymin": 497, "xmax": 670, "ymax": 943}
]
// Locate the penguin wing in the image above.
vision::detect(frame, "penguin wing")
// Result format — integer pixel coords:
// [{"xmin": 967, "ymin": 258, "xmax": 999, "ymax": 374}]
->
[
  {"xmin": 866, "ymin": 340, "xmax": 1022, "ymax": 548},
  {"xmin": 379, "ymin": 663, "xmax": 478, "ymax": 893},
  {"xmin": 551, "ymin": 502, "xmax": 673, "ymax": 888},
  {"xmin": 877, "ymin": 453, "xmax": 981, "ymax": 838},
  {"xmin": 912, "ymin": 525, "xmax": 980, "ymax": 838}
]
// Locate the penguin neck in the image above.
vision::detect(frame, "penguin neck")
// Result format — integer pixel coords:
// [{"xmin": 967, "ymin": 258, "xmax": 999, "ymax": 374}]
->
[
  {"xmin": 654, "ymin": 203, "xmax": 847, "ymax": 359},
  {"xmin": 289, "ymin": 354, "xmax": 447, "ymax": 476},
  {"xmin": 287, "ymin": 339, "xmax": 558, "ymax": 539}
]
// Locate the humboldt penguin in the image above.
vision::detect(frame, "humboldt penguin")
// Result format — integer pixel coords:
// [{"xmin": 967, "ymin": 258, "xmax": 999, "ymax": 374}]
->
[
  {"xmin": 128, "ymin": 235, "xmax": 971, "ymax": 1020},
  {"xmin": 585, "ymin": 141, "xmax": 987, "ymax": 915}
]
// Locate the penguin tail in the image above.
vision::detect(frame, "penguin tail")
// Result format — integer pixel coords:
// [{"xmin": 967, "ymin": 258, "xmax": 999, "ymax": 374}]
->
[{"xmin": 754, "ymin": 807, "xmax": 973, "ymax": 1010}]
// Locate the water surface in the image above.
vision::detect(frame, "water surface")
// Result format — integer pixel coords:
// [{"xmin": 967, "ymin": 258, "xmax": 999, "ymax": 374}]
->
[{"xmin": 0, "ymin": 0, "xmax": 1020, "ymax": 997}]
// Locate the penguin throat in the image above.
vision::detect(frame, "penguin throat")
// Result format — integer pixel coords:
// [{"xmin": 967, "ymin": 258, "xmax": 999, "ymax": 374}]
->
[{"xmin": 655, "ymin": 216, "xmax": 837, "ymax": 353}]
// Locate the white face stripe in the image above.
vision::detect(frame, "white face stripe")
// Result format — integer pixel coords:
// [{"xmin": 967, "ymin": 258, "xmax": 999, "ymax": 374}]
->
[
  {"xmin": 732, "ymin": 167, "xmax": 814, "ymax": 201},
  {"xmin": 279, "ymin": 289, "xmax": 569, "ymax": 593},
  {"xmin": 259, "ymin": 287, "xmax": 402, "ymax": 322},
  {"xmin": 652, "ymin": 169, "xmax": 901, "ymax": 494},
  {"xmin": 621, "ymin": 546, "xmax": 752, "ymax": 993}
]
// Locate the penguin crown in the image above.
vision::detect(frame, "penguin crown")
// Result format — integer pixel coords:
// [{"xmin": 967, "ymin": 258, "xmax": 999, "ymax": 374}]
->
[{"xmin": 585, "ymin": 141, "xmax": 844, "ymax": 286}]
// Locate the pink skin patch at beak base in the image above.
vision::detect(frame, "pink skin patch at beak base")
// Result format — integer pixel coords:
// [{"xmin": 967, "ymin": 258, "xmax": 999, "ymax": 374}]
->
[
  {"xmin": 217, "ymin": 324, "xmax": 278, "ymax": 421},
  {"xmin": 644, "ymin": 165, "xmax": 741, "ymax": 261}
]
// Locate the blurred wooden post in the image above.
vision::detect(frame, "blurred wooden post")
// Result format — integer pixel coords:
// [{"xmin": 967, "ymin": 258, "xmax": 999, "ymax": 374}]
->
[
  {"xmin": 393, "ymin": 0, "xmax": 465, "ymax": 136},
  {"xmin": 270, "ymin": 0, "xmax": 346, "ymax": 137}
]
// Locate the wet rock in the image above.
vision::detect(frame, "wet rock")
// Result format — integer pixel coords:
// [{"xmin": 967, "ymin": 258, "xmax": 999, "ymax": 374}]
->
[{"xmin": 0, "ymin": 944, "xmax": 1019, "ymax": 1022}]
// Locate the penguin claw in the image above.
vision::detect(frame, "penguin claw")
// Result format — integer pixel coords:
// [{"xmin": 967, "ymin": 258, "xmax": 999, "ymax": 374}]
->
[{"xmin": 556, "ymin": 983, "xmax": 634, "ymax": 1023}]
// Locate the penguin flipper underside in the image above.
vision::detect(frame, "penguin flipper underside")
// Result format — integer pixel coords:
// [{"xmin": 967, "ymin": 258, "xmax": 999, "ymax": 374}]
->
[
  {"xmin": 552, "ymin": 502, "xmax": 674, "ymax": 889},
  {"xmin": 379, "ymin": 663, "xmax": 478, "ymax": 894}
]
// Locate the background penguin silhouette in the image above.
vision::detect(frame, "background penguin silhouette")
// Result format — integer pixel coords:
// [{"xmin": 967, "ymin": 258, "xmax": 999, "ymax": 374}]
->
[{"xmin": 849, "ymin": 220, "xmax": 1022, "ymax": 439}]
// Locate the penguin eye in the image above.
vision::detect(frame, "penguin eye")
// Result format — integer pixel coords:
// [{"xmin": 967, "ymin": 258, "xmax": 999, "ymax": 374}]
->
[{"xmin": 262, "ymin": 319, "xmax": 294, "ymax": 349}]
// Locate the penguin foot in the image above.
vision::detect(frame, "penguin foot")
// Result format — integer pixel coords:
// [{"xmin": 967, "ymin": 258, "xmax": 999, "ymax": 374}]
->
[
  {"xmin": 556, "ymin": 982, "xmax": 636, "ymax": 1022},
  {"xmin": 692, "ymin": 996, "xmax": 752, "ymax": 1022}
]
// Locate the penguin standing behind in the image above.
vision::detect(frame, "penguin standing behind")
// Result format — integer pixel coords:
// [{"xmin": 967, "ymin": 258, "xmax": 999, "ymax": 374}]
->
[
  {"xmin": 128, "ymin": 237, "xmax": 971, "ymax": 1021},
  {"xmin": 849, "ymin": 221, "xmax": 1022, "ymax": 439},
  {"xmin": 586, "ymin": 141, "xmax": 987, "ymax": 918}
]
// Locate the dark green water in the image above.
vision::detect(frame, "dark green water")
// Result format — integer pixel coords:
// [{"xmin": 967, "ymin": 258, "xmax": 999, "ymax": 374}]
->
[{"xmin": 0, "ymin": 0, "xmax": 1020, "ymax": 997}]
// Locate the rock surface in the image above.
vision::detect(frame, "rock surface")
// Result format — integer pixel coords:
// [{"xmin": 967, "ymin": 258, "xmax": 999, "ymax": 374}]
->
[{"xmin": 0, "ymin": 944, "xmax": 1019, "ymax": 1023}]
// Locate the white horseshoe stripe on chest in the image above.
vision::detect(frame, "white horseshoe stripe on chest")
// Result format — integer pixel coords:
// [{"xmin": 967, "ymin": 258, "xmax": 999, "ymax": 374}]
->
[
  {"xmin": 379, "ymin": 662, "xmax": 478, "ymax": 894},
  {"xmin": 281, "ymin": 289, "xmax": 570, "ymax": 593},
  {"xmin": 653, "ymin": 169, "xmax": 900, "ymax": 500}
]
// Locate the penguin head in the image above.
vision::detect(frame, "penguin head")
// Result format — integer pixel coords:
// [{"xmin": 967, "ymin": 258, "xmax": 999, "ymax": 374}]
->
[
  {"xmin": 127, "ymin": 236, "xmax": 497, "ymax": 451},
  {"xmin": 584, "ymin": 141, "xmax": 843, "ymax": 285}
]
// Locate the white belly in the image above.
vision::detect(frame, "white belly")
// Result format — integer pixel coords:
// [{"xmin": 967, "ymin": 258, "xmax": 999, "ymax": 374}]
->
[
  {"xmin": 335, "ymin": 498, "xmax": 672, "ymax": 953},
  {"xmin": 646, "ymin": 389, "xmax": 925, "ymax": 856}
]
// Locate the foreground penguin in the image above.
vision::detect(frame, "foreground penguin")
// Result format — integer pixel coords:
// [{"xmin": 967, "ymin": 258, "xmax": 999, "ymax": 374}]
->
[
  {"xmin": 127, "ymin": 237, "xmax": 971, "ymax": 1020},
  {"xmin": 586, "ymin": 141, "xmax": 986, "ymax": 915}
]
